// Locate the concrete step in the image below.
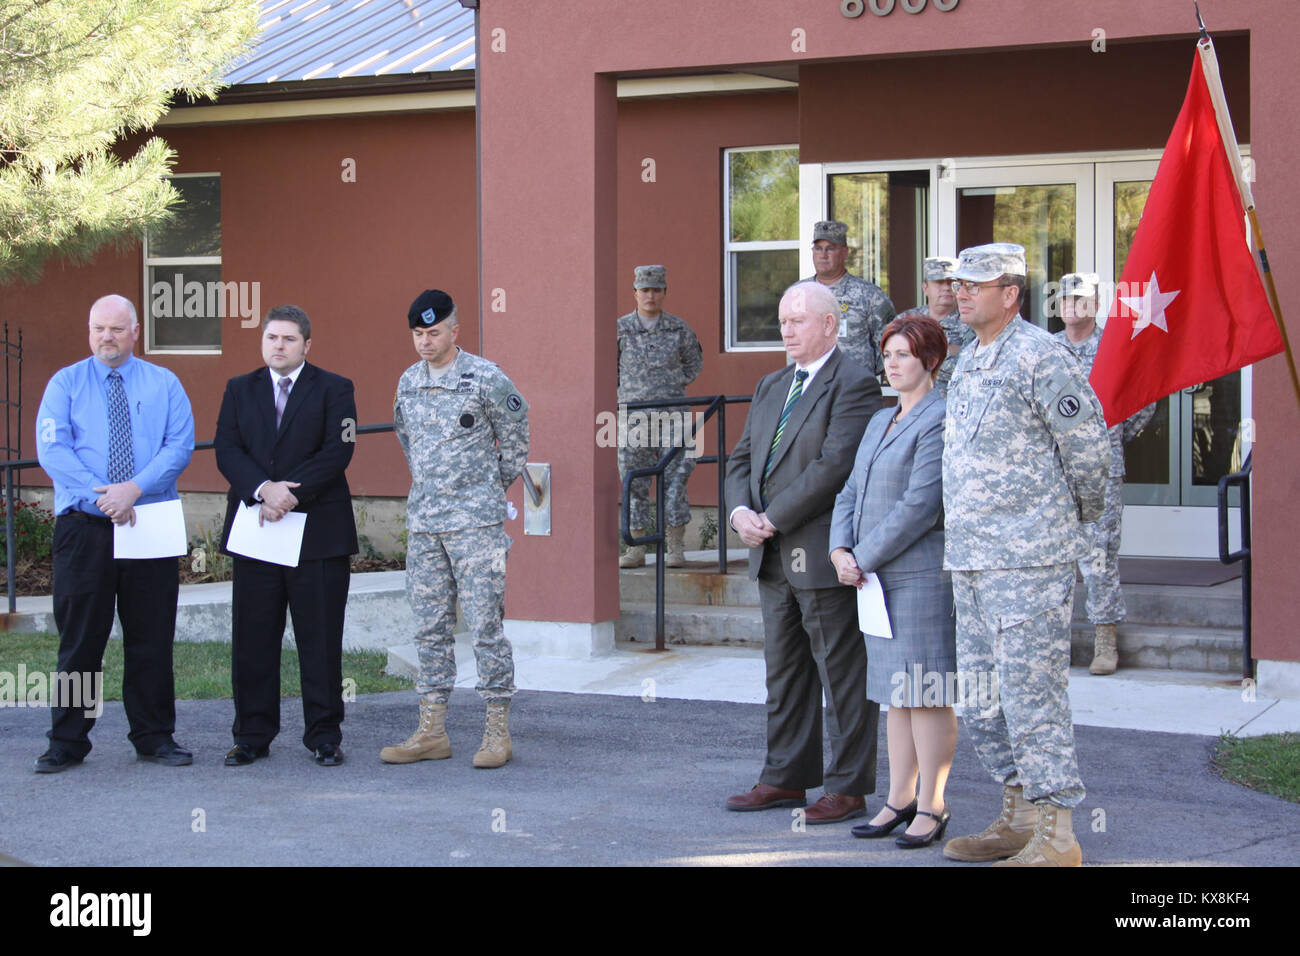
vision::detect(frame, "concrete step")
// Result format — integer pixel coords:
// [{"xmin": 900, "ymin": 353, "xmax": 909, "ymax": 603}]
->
[
  {"xmin": 1070, "ymin": 622, "xmax": 1245, "ymax": 675},
  {"xmin": 616, "ymin": 602, "xmax": 764, "ymax": 648},
  {"xmin": 618, "ymin": 601, "xmax": 1245, "ymax": 675},
  {"xmin": 621, "ymin": 560, "xmax": 1245, "ymax": 631},
  {"xmin": 1071, "ymin": 580, "xmax": 1243, "ymax": 630}
]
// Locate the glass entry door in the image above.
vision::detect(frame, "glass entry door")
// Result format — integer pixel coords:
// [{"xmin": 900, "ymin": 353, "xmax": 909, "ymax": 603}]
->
[
  {"xmin": 948, "ymin": 163, "xmax": 1094, "ymax": 331},
  {"xmin": 1096, "ymin": 161, "xmax": 1244, "ymax": 509}
]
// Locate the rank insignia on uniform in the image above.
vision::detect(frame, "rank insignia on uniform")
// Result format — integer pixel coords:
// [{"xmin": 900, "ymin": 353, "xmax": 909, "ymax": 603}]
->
[
  {"xmin": 459, "ymin": 413, "xmax": 474, "ymax": 428},
  {"xmin": 954, "ymin": 400, "xmax": 970, "ymax": 418},
  {"xmin": 506, "ymin": 394, "xmax": 523, "ymax": 411},
  {"xmin": 1057, "ymin": 395, "xmax": 1080, "ymax": 417},
  {"xmin": 421, "ymin": 308, "xmax": 436, "ymax": 324}
]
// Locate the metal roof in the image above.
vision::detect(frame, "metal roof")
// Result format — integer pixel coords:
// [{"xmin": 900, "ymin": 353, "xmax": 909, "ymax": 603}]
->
[{"xmin": 225, "ymin": 0, "xmax": 476, "ymax": 85}]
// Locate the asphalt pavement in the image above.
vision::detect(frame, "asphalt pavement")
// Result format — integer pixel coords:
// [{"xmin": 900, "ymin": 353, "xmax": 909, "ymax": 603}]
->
[{"xmin": 1, "ymin": 684, "xmax": 1296, "ymax": 867}]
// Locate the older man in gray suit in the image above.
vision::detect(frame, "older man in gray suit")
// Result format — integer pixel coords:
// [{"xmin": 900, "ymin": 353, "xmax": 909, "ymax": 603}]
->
[{"xmin": 724, "ymin": 281, "xmax": 882, "ymax": 824}]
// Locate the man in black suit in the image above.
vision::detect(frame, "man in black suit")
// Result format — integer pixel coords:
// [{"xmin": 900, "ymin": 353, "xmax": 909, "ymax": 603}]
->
[
  {"xmin": 215, "ymin": 304, "xmax": 358, "ymax": 767},
  {"xmin": 724, "ymin": 281, "xmax": 881, "ymax": 823}
]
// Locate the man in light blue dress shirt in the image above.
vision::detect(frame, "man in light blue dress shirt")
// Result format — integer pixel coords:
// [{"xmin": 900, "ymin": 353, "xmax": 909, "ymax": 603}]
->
[{"xmin": 33, "ymin": 294, "xmax": 195, "ymax": 772}]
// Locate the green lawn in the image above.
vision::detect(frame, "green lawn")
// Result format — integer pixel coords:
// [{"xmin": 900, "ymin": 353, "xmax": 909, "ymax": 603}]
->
[
  {"xmin": 0, "ymin": 632, "xmax": 411, "ymax": 701},
  {"xmin": 1213, "ymin": 731, "xmax": 1300, "ymax": 804}
]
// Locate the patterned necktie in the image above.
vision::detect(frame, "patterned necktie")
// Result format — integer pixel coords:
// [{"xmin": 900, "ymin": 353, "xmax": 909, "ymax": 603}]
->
[
  {"xmin": 106, "ymin": 369, "xmax": 134, "ymax": 483},
  {"xmin": 760, "ymin": 369, "xmax": 807, "ymax": 509},
  {"xmin": 275, "ymin": 375, "xmax": 291, "ymax": 427}
]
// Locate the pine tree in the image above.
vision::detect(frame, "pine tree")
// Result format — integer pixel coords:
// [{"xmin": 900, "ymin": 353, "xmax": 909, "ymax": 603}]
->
[{"xmin": 0, "ymin": 0, "xmax": 261, "ymax": 281}]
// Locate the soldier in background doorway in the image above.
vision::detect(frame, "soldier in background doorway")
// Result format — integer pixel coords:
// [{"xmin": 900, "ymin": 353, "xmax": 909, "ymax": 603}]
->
[
  {"xmin": 801, "ymin": 220, "xmax": 896, "ymax": 380},
  {"xmin": 897, "ymin": 256, "xmax": 972, "ymax": 396},
  {"xmin": 1055, "ymin": 272, "xmax": 1156, "ymax": 675}
]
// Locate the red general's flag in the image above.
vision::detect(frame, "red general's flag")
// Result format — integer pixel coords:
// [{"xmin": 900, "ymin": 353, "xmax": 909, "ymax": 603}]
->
[{"xmin": 1090, "ymin": 41, "xmax": 1285, "ymax": 427}]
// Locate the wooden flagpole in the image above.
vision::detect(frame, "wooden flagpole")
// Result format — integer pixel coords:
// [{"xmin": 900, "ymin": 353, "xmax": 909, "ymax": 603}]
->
[{"xmin": 1196, "ymin": 10, "xmax": 1300, "ymax": 413}]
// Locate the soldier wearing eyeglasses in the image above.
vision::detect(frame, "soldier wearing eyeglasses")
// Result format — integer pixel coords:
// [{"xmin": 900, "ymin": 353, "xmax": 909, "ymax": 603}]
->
[{"xmin": 940, "ymin": 243, "xmax": 1109, "ymax": 867}]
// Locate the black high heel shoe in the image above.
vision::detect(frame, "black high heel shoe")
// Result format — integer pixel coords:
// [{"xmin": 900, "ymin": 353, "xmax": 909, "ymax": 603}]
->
[
  {"xmin": 851, "ymin": 800, "xmax": 917, "ymax": 839},
  {"xmin": 895, "ymin": 807, "xmax": 951, "ymax": 848}
]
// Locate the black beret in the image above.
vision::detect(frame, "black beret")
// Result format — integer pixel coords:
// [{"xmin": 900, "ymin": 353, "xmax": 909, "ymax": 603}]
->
[{"xmin": 408, "ymin": 289, "xmax": 455, "ymax": 329}]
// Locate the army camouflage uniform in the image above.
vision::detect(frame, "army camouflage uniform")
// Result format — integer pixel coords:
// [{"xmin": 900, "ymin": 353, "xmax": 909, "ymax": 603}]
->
[
  {"xmin": 394, "ymin": 347, "xmax": 530, "ymax": 704},
  {"xmin": 617, "ymin": 309, "xmax": 702, "ymax": 529},
  {"xmin": 1055, "ymin": 324, "xmax": 1155, "ymax": 624},
  {"xmin": 943, "ymin": 316, "xmax": 1110, "ymax": 808},
  {"xmin": 801, "ymin": 272, "xmax": 896, "ymax": 379},
  {"xmin": 898, "ymin": 304, "xmax": 973, "ymax": 396}
]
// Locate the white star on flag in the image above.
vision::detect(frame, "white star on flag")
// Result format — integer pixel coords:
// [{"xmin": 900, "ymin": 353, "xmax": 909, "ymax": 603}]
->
[{"xmin": 1121, "ymin": 271, "xmax": 1181, "ymax": 340}]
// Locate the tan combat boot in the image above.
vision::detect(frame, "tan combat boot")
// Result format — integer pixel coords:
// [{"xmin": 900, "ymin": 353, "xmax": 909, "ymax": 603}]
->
[
  {"xmin": 619, "ymin": 530, "xmax": 647, "ymax": 568},
  {"xmin": 992, "ymin": 804, "xmax": 1082, "ymax": 867},
  {"xmin": 664, "ymin": 525, "xmax": 687, "ymax": 567},
  {"xmin": 1090, "ymin": 623, "xmax": 1119, "ymax": 675},
  {"xmin": 380, "ymin": 699, "xmax": 451, "ymax": 763},
  {"xmin": 472, "ymin": 701, "xmax": 512, "ymax": 769},
  {"xmin": 943, "ymin": 784, "xmax": 1035, "ymax": 862}
]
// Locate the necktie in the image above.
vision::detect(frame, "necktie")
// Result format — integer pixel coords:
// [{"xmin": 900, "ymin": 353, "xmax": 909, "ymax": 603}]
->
[
  {"xmin": 760, "ymin": 369, "xmax": 807, "ymax": 509},
  {"xmin": 106, "ymin": 370, "xmax": 134, "ymax": 483},
  {"xmin": 275, "ymin": 376, "xmax": 291, "ymax": 427}
]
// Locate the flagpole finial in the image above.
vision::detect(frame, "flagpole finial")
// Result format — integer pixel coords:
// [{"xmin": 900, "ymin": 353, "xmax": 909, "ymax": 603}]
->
[{"xmin": 1194, "ymin": 0, "xmax": 1208, "ymax": 42}]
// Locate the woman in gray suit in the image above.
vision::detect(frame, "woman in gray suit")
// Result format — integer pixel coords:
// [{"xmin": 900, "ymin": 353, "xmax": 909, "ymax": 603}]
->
[{"xmin": 829, "ymin": 313, "xmax": 957, "ymax": 848}]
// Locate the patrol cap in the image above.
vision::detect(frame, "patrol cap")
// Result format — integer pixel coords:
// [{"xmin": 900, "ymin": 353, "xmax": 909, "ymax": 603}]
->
[
  {"xmin": 923, "ymin": 256, "xmax": 959, "ymax": 281},
  {"xmin": 408, "ymin": 289, "xmax": 455, "ymax": 328},
  {"xmin": 949, "ymin": 243, "xmax": 1027, "ymax": 282},
  {"xmin": 812, "ymin": 220, "xmax": 849, "ymax": 245},
  {"xmin": 634, "ymin": 265, "xmax": 667, "ymax": 289},
  {"xmin": 1059, "ymin": 272, "xmax": 1100, "ymax": 298}
]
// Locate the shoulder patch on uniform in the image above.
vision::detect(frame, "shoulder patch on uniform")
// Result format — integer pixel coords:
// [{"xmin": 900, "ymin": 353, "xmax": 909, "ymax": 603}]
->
[
  {"xmin": 1056, "ymin": 394, "xmax": 1081, "ymax": 418},
  {"xmin": 506, "ymin": 394, "xmax": 523, "ymax": 412}
]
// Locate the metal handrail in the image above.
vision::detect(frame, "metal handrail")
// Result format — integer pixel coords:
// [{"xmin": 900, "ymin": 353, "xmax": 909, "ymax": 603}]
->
[
  {"xmin": 618, "ymin": 394, "xmax": 752, "ymax": 650},
  {"xmin": 2, "ymin": 423, "xmax": 398, "ymax": 614},
  {"xmin": 1217, "ymin": 450, "xmax": 1252, "ymax": 681}
]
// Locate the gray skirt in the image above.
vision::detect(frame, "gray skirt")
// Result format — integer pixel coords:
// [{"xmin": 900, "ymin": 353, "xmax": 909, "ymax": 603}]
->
[{"xmin": 864, "ymin": 566, "xmax": 958, "ymax": 707}]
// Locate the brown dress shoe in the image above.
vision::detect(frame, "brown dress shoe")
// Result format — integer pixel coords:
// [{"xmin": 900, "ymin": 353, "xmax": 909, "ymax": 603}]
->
[
  {"xmin": 804, "ymin": 792, "xmax": 867, "ymax": 824},
  {"xmin": 725, "ymin": 783, "xmax": 806, "ymax": 812}
]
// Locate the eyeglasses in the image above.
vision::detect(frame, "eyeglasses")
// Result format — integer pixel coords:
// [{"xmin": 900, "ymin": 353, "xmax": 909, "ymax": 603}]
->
[{"xmin": 949, "ymin": 280, "xmax": 1012, "ymax": 295}]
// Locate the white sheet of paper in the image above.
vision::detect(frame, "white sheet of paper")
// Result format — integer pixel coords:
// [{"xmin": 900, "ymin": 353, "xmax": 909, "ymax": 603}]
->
[
  {"xmin": 856, "ymin": 572, "xmax": 894, "ymax": 640},
  {"xmin": 226, "ymin": 501, "xmax": 306, "ymax": 567},
  {"xmin": 113, "ymin": 499, "xmax": 188, "ymax": 560}
]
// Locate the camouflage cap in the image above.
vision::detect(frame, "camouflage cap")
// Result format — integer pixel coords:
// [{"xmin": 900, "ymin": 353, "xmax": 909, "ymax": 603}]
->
[
  {"xmin": 408, "ymin": 289, "xmax": 455, "ymax": 328},
  {"xmin": 634, "ymin": 265, "xmax": 667, "ymax": 289},
  {"xmin": 812, "ymin": 220, "xmax": 849, "ymax": 245},
  {"xmin": 923, "ymin": 256, "xmax": 959, "ymax": 281},
  {"xmin": 949, "ymin": 243, "xmax": 1027, "ymax": 282},
  {"xmin": 1059, "ymin": 272, "xmax": 1101, "ymax": 298}
]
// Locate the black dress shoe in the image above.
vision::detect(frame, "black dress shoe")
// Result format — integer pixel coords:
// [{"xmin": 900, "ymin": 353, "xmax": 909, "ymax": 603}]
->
[
  {"xmin": 34, "ymin": 750, "xmax": 83, "ymax": 774},
  {"xmin": 137, "ymin": 740, "xmax": 193, "ymax": 766},
  {"xmin": 896, "ymin": 807, "xmax": 951, "ymax": 849},
  {"xmin": 313, "ymin": 744, "xmax": 344, "ymax": 767},
  {"xmin": 224, "ymin": 743, "xmax": 270, "ymax": 766},
  {"xmin": 851, "ymin": 799, "xmax": 918, "ymax": 839}
]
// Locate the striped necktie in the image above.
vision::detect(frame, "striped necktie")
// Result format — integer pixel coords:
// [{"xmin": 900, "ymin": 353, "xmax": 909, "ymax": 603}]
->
[
  {"xmin": 760, "ymin": 369, "xmax": 807, "ymax": 509},
  {"xmin": 106, "ymin": 370, "xmax": 134, "ymax": 483}
]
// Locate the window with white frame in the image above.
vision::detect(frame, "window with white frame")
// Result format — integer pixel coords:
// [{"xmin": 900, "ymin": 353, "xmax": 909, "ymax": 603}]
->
[
  {"xmin": 724, "ymin": 146, "xmax": 799, "ymax": 350},
  {"xmin": 143, "ymin": 173, "xmax": 222, "ymax": 353}
]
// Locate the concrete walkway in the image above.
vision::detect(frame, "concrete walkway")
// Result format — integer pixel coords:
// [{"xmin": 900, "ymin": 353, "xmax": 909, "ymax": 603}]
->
[{"xmin": 2, "ymin": 638, "xmax": 1297, "ymax": 867}]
